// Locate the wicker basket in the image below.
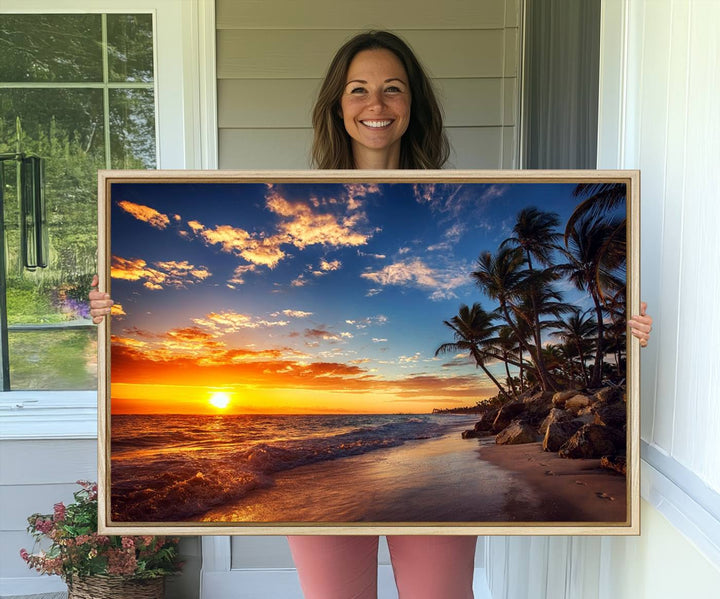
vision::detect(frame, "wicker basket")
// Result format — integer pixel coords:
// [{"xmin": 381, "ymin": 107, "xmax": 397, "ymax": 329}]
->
[{"xmin": 67, "ymin": 575, "xmax": 164, "ymax": 599}]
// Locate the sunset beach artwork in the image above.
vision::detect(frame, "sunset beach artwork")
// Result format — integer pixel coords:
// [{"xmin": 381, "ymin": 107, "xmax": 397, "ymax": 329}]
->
[{"xmin": 98, "ymin": 171, "xmax": 639, "ymax": 535}]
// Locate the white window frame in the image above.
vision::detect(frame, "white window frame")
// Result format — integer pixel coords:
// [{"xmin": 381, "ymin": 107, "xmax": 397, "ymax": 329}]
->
[{"xmin": 0, "ymin": 0, "xmax": 217, "ymax": 440}]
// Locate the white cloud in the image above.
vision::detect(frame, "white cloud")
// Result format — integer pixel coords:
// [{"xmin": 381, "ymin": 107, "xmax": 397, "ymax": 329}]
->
[{"xmin": 361, "ymin": 258, "xmax": 469, "ymax": 300}]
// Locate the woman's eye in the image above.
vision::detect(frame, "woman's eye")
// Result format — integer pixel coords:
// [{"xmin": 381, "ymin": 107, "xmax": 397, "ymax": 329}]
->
[
  {"xmin": 385, "ymin": 86, "xmax": 402, "ymax": 93},
  {"xmin": 349, "ymin": 87, "xmax": 367, "ymax": 94}
]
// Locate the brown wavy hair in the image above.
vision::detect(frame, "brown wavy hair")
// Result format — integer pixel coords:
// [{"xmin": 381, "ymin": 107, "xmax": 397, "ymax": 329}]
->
[{"xmin": 311, "ymin": 30, "xmax": 449, "ymax": 170}]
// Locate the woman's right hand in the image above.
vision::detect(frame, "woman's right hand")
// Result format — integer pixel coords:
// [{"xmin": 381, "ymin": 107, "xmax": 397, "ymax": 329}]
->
[{"xmin": 89, "ymin": 274, "xmax": 114, "ymax": 324}]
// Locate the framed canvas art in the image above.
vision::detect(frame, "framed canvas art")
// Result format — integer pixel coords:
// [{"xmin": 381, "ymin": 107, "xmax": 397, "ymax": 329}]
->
[{"xmin": 97, "ymin": 170, "xmax": 640, "ymax": 535}]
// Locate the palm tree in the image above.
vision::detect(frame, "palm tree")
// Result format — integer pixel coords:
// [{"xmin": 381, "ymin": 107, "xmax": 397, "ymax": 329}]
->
[
  {"xmin": 566, "ymin": 184, "xmax": 628, "ymax": 303},
  {"xmin": 471, "ymin": 246, "xmax": 559, "ymax": 392},
  {"xmin": 559, "ymin": 214, "xmax": 625, "ymax": 387},
  {"xmin": 492, "ymin": 326, "xmax": 522, "ymax": 399},
  {"xmin": 565, "ymin": 183, "xmax": 627, "ymax": 244},
  {"xmin": 501, "ymin": 207, "xmax": 563, "ymax": 390},
  {"xmin": 502, "ymin": 207, "xmax": 562, "ymax": 271},
  {"xmin": 550, "ymin": 307, "xmax": 596, "ymax": 387},
  {"xmin": 602, "ymin": 287, "xmax": 628, "ymax": 382},
  {"xmin": 435, "ymin": 303, "xmax": 508, "ymax": 398},
  {"xmin": 540, "ymin": 344, "xmax": 566, "ymax": 380}
]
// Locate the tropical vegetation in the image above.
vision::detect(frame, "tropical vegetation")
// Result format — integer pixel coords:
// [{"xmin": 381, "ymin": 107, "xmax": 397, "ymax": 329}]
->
[{"xmin": 436, "ymin": 185, "xmax": 628, "ymax": 404}]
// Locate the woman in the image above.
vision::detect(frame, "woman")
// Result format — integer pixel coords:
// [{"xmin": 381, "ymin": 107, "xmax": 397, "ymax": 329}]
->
[{"xmin": 90, "ymin": 31, "xmax": 653, "ymax": 599}]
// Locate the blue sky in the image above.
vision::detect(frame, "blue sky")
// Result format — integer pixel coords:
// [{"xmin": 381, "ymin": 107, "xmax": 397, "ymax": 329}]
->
[{"xmin": 108, "ymin": 179, "xmax": 625, "ymax": 413}]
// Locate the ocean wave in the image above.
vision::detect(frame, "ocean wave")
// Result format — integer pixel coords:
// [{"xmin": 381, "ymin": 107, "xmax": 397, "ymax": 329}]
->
[{"xmin": 110, "ymin": 414, "xmax": 465, "ymax": 521}]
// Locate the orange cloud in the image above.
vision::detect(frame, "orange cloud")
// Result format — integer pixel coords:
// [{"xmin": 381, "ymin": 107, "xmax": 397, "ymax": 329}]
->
[
  {"xmin": 187, "ymin": 220, "xmax": 204, "ymax": 232},
  {"xmin": 320, "ymin": 259, "xmax": 341, "ymax": 271},
  {"xmin": 200, "ymin": 224, "xmax": 287, "ymax": 268},
  {"xmin": 111, "ymin": 255, "xmax": 212, "ymax": 290},
  {"xmin": 228, "ymin": 264, "xmax": 258, "ymax": 285},
  {"xmin": 111, "ymin": 256, "xmax": 166, "ymax": 286},
  {"xmin": 266, "ymin": 189, "xmax": 371, "ymax": 250},
  {"xmin": 117, "ymin": 200, "xmax": 170, "ymax": 229},
  {"xmin": 110, "ymin": 304, "xmax": 126, "ymax": 317}
]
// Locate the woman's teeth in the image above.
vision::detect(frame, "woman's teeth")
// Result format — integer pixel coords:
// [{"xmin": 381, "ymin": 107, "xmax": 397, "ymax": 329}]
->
[{"xmin": 362, "ymin": 120, "xmax": 392, "ymax": 128}]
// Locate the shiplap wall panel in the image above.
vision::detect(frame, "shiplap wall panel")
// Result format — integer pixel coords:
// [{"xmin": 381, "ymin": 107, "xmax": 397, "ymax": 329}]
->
[
  {"xmin": 0, "ymin": 531, "xmax": 41, "ymax": 579},
  {"xmin": 503, "ymin": 78, "xmax": 517, "ymax": 126},
  {"xmin": 648, "ymin": 0, "xmax": 688, "ymax": 452},
  {"xmin": 0, "ymin": 483, "xmax": 84, "ymax": 530},
  {"xmin": 219, "ymin": 127, "xmax": 510, "ymax": 170},
  {"xmin": 219, "ymin": 128, "xmax": 313, "ymax": 169},
  {"xmin": 639, "ymin": 1, "xmax": 676, "ymax": 450},
  {"xmin": 672, "ymin": 3, "xmax": 720, "ymax": 483},
  {"xmin": 217, "ymin": 0, "xmax": 509, "ymax": 30},
  {"xmin": 446, "ymin": 127, "xmax": 506, "ymax": 168},
  {"xmin": 631, "ymin": 0, "xmax": 720, "ymax": 489},
  {"xmin": 218, "ymin": 30, "xmax": 509, "ymax": 80},
  {"xmin": 0, "ymin": 440, "xmax": 97, "ymax": 580},
  {"xmin": 502, "ymin": 127, "xmax": 518, "ymax": 168},
  {"xmin": 218, "ymin": 78, "xmax": 515, "ymax": 129},
  {"xmin": 218, "ymin": 79, "xmax": 319, "ymax": 128},
  {"xmin": 0, "ymin": 440, "xmax": 96, "ymax": 485}
]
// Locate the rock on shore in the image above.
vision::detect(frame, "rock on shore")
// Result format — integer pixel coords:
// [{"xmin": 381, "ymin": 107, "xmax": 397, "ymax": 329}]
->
[{"xmin": 462, "ymin": 386, "xmax": 628, "ymax": 467}]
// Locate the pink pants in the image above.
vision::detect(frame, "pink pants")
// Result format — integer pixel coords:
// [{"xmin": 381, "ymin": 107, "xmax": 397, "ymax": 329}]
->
[{"xmin": 287, "ymin": 535, "xmax": 477, "ymax": 599}]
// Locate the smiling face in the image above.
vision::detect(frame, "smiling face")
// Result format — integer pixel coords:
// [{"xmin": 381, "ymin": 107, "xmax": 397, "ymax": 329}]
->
[{"xmin": 340, "ymin": 48, "xmax": 411, "ymax": 169}]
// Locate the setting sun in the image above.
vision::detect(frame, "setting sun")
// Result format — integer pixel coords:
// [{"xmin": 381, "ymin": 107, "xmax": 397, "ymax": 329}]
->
[{"xmin": 208, "ymin": 391, "xmax": 231, "ymax": 409}]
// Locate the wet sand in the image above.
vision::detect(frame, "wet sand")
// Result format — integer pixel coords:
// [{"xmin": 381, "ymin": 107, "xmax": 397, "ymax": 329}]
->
[
  {"xmin": 195, "ymin": 429, "xmax": 626, "ymax": 525},
  {"xmin": 476, "ymin": 440, "xmax": 627, "ymax": 523}
]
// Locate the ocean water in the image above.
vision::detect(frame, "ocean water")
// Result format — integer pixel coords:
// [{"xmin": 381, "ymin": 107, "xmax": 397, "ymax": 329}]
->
[{"xmin": 110, "ymin": 412, "xmax": 476, "ymax": 522}]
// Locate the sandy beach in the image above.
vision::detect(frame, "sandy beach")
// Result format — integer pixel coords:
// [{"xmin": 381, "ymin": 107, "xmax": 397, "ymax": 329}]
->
[
  {"xmin": 194, "ymin": 428, "xmax": 626, "ymax": 525},
  {"xmin": 476, "ymin": 440, "xmax": 627, "ymax": 524}
]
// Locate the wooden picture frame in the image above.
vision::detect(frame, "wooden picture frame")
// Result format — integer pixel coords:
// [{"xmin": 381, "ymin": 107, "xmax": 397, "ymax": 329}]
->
[{"xmin": 97, "ymin": 169, "xmax": 640, "ymax": 536}]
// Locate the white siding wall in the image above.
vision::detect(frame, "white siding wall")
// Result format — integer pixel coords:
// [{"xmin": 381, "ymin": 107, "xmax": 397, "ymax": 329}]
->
[
  {"xmin": 485, "ymin": 1, "xmax": 720, "ymax": 597},
  {"xmin": 216, "ymin": 0, "xmax": 522, "ymax": 170},
  {"xmin": 0, "ymin": 439, "xmax": 97, "ymax": 595}
]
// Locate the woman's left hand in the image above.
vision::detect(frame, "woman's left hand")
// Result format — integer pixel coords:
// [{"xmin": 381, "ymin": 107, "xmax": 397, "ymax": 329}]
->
[{"xmin": 628, "ymin": 301, "xmax": 653, "ymax": 348}]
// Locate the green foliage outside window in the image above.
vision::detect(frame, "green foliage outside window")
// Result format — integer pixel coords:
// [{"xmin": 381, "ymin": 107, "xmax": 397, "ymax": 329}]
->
[{"xmin": 0, "ymin": 13, "xmax": 155, "ymax": 390}]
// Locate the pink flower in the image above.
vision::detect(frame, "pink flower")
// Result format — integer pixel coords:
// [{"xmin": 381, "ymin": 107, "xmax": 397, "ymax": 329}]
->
[
  {"xmin": 121, "ymin": 537, "xmax": 135, "ymax": 549},
  {"xmin": 34, "ymin": 518, "xmax": 54, "ymax": 534},
  {"xmin": 107, "ymin": 548, "xmax": 137, "ymax": 576},
  {"xmin": 19, "ymin": 548, "xmax": 29, "ymax": 562},
  {"xmin": 53, "ymin": 502, "xmax": 66, "ymax": 521}
]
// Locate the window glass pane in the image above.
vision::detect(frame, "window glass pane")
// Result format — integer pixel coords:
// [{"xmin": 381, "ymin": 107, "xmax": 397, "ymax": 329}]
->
[
  {"xmin": 107, "ymin": 14, "xmax": 155, "ymax": 83},
  {"xmin": 1, "ymin": 89, "xmax": 105, "ymax": 278},
  {"xmin": 1, "ymin": 12, "xmax": 156, "ymax": 391},
  {"xmin": 0, "ymin": 89, "xmax": 106, "ymax": 161},
  {"xmin": 110, "ymin": 89, "xmax": 156, "ymax": 169},
  {"xmin": 2, "ymin": 89, "xmax": 104, "ymax": 390},
  {"xmin": 8, "ymin": 329, "xmax": 97, "ymax": 390},
  {"xmin": 0, "ymin": 14, "xmax": 103, "ymax": 82}
]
